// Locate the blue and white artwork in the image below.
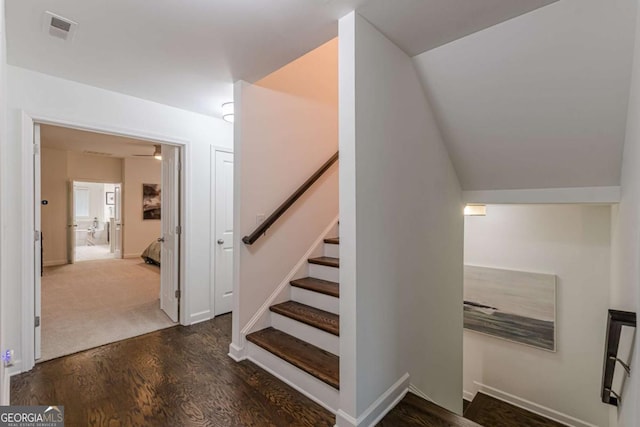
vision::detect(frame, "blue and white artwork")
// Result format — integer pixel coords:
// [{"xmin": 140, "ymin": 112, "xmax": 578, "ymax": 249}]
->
[{"xmin": 464, "ymin": 265, "xmax": 556, "ymax": 351}]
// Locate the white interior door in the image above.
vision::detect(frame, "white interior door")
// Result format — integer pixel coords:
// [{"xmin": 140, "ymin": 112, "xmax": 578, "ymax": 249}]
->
[
  {"xmin": 214, "ymin": 150, "xmax": 234, "ymax": 315},
  {"xmin": 34, "ymin": 124, "xmax": 42, "ymax": 360},
  {"xmin": 160, "ymin": 144, "xmax": 180, "ymax": 322},
  {"xmin": 113, "ymin": 184, "xmax": 122, "ymax": 258},
  {"xmin": 67, "ymin": 181, "xmax": 76, "ymax": 264}
]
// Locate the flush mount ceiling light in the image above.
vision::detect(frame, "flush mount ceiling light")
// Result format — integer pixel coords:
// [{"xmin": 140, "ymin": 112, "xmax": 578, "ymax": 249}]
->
[
  {"xmin": 464, "ymin": 204, "xmax": 487, "ymax": 216},
  {"xmin": 222, "ymin": 102, "xmax": 234, "ymax": 123}
]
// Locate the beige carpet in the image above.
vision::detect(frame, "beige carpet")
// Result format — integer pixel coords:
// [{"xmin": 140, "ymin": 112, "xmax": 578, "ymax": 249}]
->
[{"xmin": 40, "ymin": 258, "xmax": 176, "ymax": 362}]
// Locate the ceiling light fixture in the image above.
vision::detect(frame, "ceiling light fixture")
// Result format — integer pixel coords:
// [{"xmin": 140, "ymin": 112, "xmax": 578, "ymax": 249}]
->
[
  {"xmin": 222, "ymin": 102, "xmax": 234, "ymax": 123},
  {"xmin": 464, "ymin": 204, "xmax": 487, "ymax": 216}
]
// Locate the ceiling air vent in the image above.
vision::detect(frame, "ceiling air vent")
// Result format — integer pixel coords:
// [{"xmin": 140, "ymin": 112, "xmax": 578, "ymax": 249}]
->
[{"xmin": 43, "ymin": 11, "xmax": 78, "ymax": 41}]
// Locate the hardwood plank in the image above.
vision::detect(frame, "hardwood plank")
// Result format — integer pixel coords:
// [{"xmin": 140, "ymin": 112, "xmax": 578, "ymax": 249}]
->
[
  {"xmin": 378, "ymin": 392, "xmax": 481, "ymax": 426},
  {"xmin": 246, "ymin": 327, "xmax": 339, "ymax": 390},
  {"xmin": 290, "ymin": 277, "xmax": 340, "ymax": 298},
  {"xmin": 270, "ymin": 301, "xmax": 339, "ymax": 336},
  {"xmin": 11, "ymin": 314, "xmax": 334, "ymax": 426},
  {"xmin": 464, "ymin": 392, "xmax": 565, "ymax": 427},
  {"xmin": 308, "ymin": 256, "xmax": 339, "ymax": 268},
  {"xmin": 324, "ymin": 237, "xmax": 339, "ymax": 244}
]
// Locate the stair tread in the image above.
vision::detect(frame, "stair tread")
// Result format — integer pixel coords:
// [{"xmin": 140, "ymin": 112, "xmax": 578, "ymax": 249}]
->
[
  {"xmin": 308, "ymin": 256, "xmax": 339, "ymax": 268},
  {"xmin": 290, "ymin": 277, "xmax": 339, "ymax": 298},
  {"xmin": 324, "ymin": 237, "xmax": 339, "ymax": 244},
  {"xmin": 270, "ymin": 301, "xmax": 339, "ymax": 336},
  {"xmin": 246, "ymin": 327, "xmax": 339, "ymax": 390}
]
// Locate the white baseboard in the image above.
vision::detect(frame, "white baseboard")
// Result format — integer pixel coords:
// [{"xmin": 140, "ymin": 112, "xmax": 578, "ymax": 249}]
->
[
  {"xmin": 188, "ymin": 310, "xmax": 211, "ymax": 326},
  {"xmin": 43, "ymin": 259, "xmax": 66, "ymax": 267},
  {"xmin": 463, "ymin": 389, "xmax": 475, "ymax": 402},
  {"xmin": 228, "ymin": 343, "xmax": 246, "ymax": 362},
  {"xmin": 408, "ymin": 384, "xmax": 435, "ymax": 403},
  {"xmin": 336, "ymin": 373, "xmax": 410, "ymax": 427},
  {"xmin": 1, "ymin": 369, "xmax": 9, "ymax": 405},
  {"xmin": 474, "ymin": 382, "xmax": 598, "ymax": 427}
]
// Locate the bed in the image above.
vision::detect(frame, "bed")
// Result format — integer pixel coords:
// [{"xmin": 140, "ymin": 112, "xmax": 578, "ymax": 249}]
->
[{"xmin": 141, "ymin": 240, "xmax": 161, "ymax": 266}]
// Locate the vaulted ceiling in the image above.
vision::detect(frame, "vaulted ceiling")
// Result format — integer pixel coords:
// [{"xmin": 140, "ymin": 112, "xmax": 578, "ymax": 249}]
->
[
  {"xmin": 414, "ymin": 0, "xmax": 637, "ymax": 190},
  {"xmin": 6, "ymin": 0, "xmax": 555, "ymax": 118}
]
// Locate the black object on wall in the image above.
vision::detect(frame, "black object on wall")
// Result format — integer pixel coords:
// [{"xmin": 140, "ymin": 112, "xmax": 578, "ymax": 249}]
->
[{"xmin": 601, "ymin": 309, "xmax": 636, "ymax": 405}]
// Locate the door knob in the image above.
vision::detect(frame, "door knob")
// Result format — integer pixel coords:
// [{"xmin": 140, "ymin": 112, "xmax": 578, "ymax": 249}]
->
[
  {"xmin": 217, "ymin": 239, "xmax": 224, "ymax": 245},
  {"xmin": 157, "ymin": 237, "xmax": 165, "ymax": 243}
]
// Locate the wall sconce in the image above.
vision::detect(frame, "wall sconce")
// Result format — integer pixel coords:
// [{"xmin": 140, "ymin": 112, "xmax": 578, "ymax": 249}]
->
[
  {"xmin": 464, "ymin": 204, "xmax": 487, "ymax": 216},
  {"xmin": 222, "ymin": 102, "xmax": 234, "ymax": 123}
]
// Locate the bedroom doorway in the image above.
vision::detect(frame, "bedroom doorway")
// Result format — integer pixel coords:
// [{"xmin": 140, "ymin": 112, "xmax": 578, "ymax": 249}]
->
[
  {"xmin": 67, "ymin": 181, "xmax": 122, "ymax": 263},
  {"xmin": 32, "ymin": 122, "xmax": 182, "ymax": 362}
]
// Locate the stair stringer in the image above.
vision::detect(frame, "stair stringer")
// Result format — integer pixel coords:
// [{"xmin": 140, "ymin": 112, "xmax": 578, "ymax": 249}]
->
[{"xmin": 235, "ymin": 216, "xmax": 339, "ymax": 356}]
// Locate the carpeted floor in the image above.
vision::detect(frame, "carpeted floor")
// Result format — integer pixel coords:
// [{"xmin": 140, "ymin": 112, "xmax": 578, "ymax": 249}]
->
[{"xmin": 40, "ymin": 258, "xmax": 176, "ymax": 362}]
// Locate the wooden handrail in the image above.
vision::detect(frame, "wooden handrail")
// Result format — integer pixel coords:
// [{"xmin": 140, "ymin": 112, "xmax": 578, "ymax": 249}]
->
[{"xmin": 242, "ymin": 151, "xmax": 339, "ymax": 245}]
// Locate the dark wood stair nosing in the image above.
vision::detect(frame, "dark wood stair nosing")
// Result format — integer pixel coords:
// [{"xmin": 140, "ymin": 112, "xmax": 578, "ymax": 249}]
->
[
  {"xmin": 290, "ymin": 277, "xmax": 339, "ymax": 298},
  {"xmin": 308, "ymin": 256, "xmax": 339, "ymax": 268},
  {"xmin": 324, "ymin": 237, "xmax": 339, "ymax": 244},
  {"xmin": 246, "ymin": 327, "xmax": 339, "ymax": 390},
  {"xmin": 270, "ymin": 301, "xmax": 339, "ymax": 336}
]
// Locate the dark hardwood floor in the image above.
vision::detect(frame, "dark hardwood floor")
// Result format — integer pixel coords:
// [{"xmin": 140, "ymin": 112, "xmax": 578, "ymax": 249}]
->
[
  {"xmin": 11, "ymin": 314, "xmax": 334, "ymax": 426},
  {"xmin": 464, "ymin": 393, "xmax": 566, "ymax": 427},
  {"xmin": 378, "ymin": 392, "xmax": 480, "ymax": 426}
]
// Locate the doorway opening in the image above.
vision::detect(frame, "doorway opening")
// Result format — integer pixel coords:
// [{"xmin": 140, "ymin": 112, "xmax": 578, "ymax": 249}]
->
[
  {"xmin": 34, "ymin": 123, "xmax": 183, "ymax": 362},
  {"xmin": 70, "ymin": 181, "xmax": 122, "ymax": 262}
]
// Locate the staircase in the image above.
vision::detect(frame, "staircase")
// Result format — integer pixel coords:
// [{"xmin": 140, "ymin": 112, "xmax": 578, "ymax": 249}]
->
[{"xmin": 245, "ymin": 236, "xmax": 341, "ymax": 411}]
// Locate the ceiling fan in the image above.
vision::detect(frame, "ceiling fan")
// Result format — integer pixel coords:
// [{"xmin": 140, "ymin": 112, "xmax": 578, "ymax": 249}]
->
[{"xmin": 133, "ymin": 144, "xmax": 162, "ymax": 160}]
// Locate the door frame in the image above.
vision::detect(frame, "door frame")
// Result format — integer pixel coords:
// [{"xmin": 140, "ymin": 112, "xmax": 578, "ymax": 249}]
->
[
  {"xmin": 210, "ymin": 146, "xmax": 234, "ymax": 316},
  {"xmin": 22, "ymin": 111, "xmax": 188, "ymax": 371}
]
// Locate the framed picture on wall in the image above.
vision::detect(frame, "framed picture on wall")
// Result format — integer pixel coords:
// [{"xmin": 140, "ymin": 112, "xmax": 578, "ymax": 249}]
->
[
  {"xmin": 143, "ymin": 183, "xmax": 161, "ymax": 220},
  {"xmin": 463, "ymin": 265, "xmax": 557, "ymax": 352},
  {"xmin": 105, "ymin": 192, "xmax": 115, "ymax": 205}
]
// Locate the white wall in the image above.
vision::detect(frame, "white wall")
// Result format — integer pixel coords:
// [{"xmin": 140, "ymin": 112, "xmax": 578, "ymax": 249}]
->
[
  {"xmin": 338, "ymin": 12, "xmax": 463, "ymax": 425},
  {"xmin": 41, "ymin": 147, "xmax": 124, "ymax": 265},
  {"xmin": 232, "ymin": 39, "xmax": 339, "ymax": 352},
  {"xmin": 123, "ymin": 157, "xmax": 161, "ymax": 257},
  {"xmin": 0, "ymin": 0, "xmax": 8, "ymax": 406},
  {"xmin": 2, "ymin": 66, "xmax": 232, "ymax": 374},
  {"xmin": 612, "ymin": 0, "xmax": 640, "ymax": 424},
  {"xmin": 465, "ymin": 205, "xmax": 612, "ymax": 427}
]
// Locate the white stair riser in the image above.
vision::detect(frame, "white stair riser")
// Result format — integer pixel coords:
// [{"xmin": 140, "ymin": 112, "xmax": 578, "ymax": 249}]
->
[
  {"xmin": 324, "ymin": 243, "xmax": 339, "ymax": 258},
  {"xmin": 271, "ymin": 313, "xmax": 339, "ymax": 356},
  {"xmin": 309, "ymin": 263, "xmax": 339, "ymax": 282},
  {"xmin": 291, "ymin": 287, "xmax": 339, "ymax": 314},
  {"xmin": 246, "ymin": 342, "xmax": 339, "ymax": 413}
]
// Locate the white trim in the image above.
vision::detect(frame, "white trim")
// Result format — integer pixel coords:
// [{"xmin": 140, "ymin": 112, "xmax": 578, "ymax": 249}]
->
[
  {"xmin": 463, "ymin": 186, "xmax": 621, "ymax": 205},
  {"xmin": 336, "ymin": 373, "xmax": 410, "ymax": 427},
  {"xmin": 408, "ymin": 384, "xmax": 435, "ymax": 403},
  {"xmin": 463, "ymin": 389, "xmax": 475, "ymax": 402},
  {"xmin": 247, "ymin": 342, "xmax": 339, "ymax": 413},
  {"xmin": 42, "ymin": 260, "xmax": 67, "ymax": 267},
  {"xmin": 228, "ymin": 343, "xmax": 246, "ymax": 362},
  {"xmin": 21, "ymin": 111, "xmax": 190, "ymax": 374},
  {"xmin": 1, "ymin": 370, "xmax": 8, "ymax": 405},
  {"xmin": 188, "ymin": 310, "xmax": 212, "ymax": 325},
  {"xmin": 230, "ymin": 216, "xmax": 339, "ymax": 356},
  {"xmin": 474, "ymin": 382, "xmax": 598, "ymax": 427}
]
